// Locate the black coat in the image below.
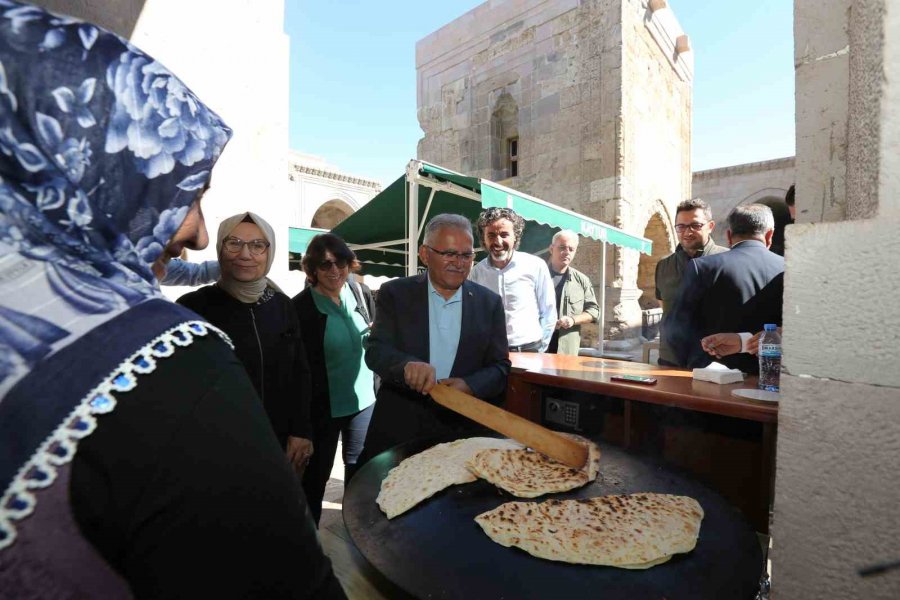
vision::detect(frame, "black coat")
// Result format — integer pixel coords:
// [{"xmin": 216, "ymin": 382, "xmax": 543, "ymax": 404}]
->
[
  {"xmin": 664, "ymin": 240, "xmax": 785, "ymax": 373},
  {"xmin": 359, "ymin": 274, "xmax": 510, "ymax": 461},
  {"xmin": 177, "ymin": 284, "xmax": 312, "ymax": 444},
  {"xmin": 292, "ymin": 282, "xmax": 376, "ymax": 427}
]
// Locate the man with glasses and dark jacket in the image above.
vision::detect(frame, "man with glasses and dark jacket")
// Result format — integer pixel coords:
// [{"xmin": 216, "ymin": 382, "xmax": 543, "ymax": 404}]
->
[
  {"xmin": 654, "ymin": 198, "xmax": 728, "ymax": 366},
  {"xmin": 358, "ymin": 214, "xmax": 511, "ymax": 463},
  {"xmin": 664, "ymin": 204, "xmax": 784, "ymax": 373}
]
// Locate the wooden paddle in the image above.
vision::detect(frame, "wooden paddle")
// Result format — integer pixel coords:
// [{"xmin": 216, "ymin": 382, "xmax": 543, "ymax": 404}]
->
[{"xmin": 430, "ymin": 384, "xmax": 588, "ymax": 469}]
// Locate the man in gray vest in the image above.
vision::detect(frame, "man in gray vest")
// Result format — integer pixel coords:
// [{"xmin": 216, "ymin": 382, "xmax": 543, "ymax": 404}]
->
[
  {"xmin": 546, "ymin": 230, "xmax": 600, "ymax": 355},
  {"xmin": 654, "ymin": 198, "xmax": 728, "ymax": 366}
]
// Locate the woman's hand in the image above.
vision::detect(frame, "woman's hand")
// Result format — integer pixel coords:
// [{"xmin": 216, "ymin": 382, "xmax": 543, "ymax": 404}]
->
[{"xmin": 286, "ymin": 436, "xmax": 314, "ymax": 473}]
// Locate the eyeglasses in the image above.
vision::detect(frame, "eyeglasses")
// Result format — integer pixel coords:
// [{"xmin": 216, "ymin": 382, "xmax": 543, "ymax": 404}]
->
[
  {"xmin": 316, "ymin": 259, "xmax": 348, "ymax": 271},
  {"xmin": 674, "ymin": 222, "xmax": 709, "ymax": 233},
  {"xmin": 425, "ymin": 245, "xmax": 476, "ymax": 262},
  {"xmin": 223, "ymin": 237, "xmax": 270, "ymax": 255}
]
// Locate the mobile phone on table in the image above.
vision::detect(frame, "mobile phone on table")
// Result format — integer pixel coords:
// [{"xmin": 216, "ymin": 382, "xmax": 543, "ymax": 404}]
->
[{"xmin": 610, "ymin": 374, "xmax": 658, "ymax": 385}]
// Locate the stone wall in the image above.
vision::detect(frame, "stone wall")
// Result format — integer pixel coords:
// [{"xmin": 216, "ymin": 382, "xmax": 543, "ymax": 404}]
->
[
  {"xmin": 611, "ymin": 0, "xmax": 692, "ymax": 341},
  {"xmin": 692, "ymin": 157, "xmax": 795, "ymax": 247},
  {"xmin": 793, "ymin": 0, "xmax": 851, "ymax": 224},
  {"xmin": 772, "ymin": 1, "xmax": 900, "ymax": 598},
  {"xmin": 417, "ymin": 0, "xmax": 692, "ymax": 345}
]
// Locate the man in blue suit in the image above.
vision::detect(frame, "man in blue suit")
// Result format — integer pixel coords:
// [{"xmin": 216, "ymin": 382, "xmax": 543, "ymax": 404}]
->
[
  {"xmin": 359, "ymin": 214, "xmax": 511, "ymax": 462},
  {"xmin": 664, "ymin": 204, "xmax": 785, "ymax": 374}
]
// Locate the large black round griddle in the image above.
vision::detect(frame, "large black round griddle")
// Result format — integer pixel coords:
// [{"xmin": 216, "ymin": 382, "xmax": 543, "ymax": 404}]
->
[{"xmin": 343, "ymin": 436, "xmax": 763, "ymax": 600}]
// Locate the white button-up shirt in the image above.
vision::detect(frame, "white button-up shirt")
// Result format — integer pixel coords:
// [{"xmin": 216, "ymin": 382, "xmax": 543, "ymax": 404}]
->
[{"xmin": 469, "ymin": 251, "xmax": 556, "ymax": 350}]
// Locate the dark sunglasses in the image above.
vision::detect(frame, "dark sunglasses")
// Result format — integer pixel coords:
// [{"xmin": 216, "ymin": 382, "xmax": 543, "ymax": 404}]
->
[{"xmin": 317, "ymin": 259, "xmax": 348, "ymax": 271}]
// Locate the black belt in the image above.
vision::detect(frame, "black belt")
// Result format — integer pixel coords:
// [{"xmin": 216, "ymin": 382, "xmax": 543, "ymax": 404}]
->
[{"xmin": 508, "ymin": 339, "xmax": 542, "ymax": 352}]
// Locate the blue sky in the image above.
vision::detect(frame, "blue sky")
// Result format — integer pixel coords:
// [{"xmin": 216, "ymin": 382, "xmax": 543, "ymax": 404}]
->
[{"xmin": 286, "ymin": 0, "xmax": 795, "ymax": 186}]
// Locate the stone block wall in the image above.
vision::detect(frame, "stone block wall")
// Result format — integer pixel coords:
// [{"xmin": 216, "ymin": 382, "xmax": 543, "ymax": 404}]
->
[
  {"xmin": 793, "ymin": 0, "xmax": 851, "ymax": 224},
  {"xmin": 417, "ymin": 0, "xmax": 692, "ymax": 345},
  {"xmin": 611, "ymin": 0, "xmax": 692, "ymax": 340},
  {"xmin": 772, "ymin": 1, "xmax": 900, "ymax": 597},
  {"xmin": 692, "ymin": 157, "xmax": 795, "ymax": 246}
]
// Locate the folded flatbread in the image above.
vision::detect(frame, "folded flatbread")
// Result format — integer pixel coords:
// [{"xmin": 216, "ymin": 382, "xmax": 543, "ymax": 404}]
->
[
  {"xmin": 467, "ymin": 435, "xmax": 601, "ymax": 497},
  {"xmin": 474, "ymin": 493, "xmax": 704, "ymax": 569},
  {"xmin": 376, "ymin": 437, "xmax": 522, "ymax": 519}
]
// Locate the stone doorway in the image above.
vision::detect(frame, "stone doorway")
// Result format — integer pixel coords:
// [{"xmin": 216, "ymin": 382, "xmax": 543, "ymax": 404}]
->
[
  {"xmin": 311, "ymin": 199, "xmax": 354, "ymax": 229},
  {"xmin": 637, "ymin": 210, "xmax": 671, "ymax": 310}
]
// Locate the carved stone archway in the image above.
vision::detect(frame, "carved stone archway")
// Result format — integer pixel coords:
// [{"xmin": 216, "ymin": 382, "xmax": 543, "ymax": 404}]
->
[
  {"xmin": 310, "ymin": 199, "xmax": 354, "ymax": 229},
  {"xmin": 637, "ymin": 208, "xmax": 672, "ymax": 310}
]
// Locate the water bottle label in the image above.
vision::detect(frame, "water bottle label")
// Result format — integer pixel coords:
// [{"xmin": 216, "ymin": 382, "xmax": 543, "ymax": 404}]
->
[{"xmin": 759, "ymin": 343, "xmax": 781, "ymax": 357}]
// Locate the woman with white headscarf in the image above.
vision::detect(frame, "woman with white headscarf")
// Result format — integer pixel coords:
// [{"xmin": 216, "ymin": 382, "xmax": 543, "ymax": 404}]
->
[
  {"xmin": 178, "ymin": 212, "xmax": 314, "ymax": 468},
  {"xmin": 0, "ymin": 2, "xmax": 342, "ymax": 598}
]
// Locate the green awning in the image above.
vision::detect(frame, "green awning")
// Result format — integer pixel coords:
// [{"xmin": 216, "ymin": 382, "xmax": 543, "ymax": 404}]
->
[
  {"xmin": 480, "ymin": 182, "xmax": 652, "ymax": 254},
  {"xmin": 419, "ymin": 162, "xmax": 480, "ymax": 192},
  {"xmin": 288, "ymin": 226, "xmax": 328, "ymax": 254},
  {"xmin": 287, "ymin": 160, "xmax": 651, "ymax": 278}
]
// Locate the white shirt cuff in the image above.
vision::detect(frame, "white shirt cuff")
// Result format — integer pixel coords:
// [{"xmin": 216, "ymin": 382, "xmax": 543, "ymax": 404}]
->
[{"xmin": 738, "ymin": 332, "xmax": 753, "ymax": 353}]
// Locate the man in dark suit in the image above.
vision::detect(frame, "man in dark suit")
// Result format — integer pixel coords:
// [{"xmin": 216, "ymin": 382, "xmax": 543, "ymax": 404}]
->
[
  {"xmin": 664, "ymin": 204, "xmax": 785, "ymax": 373},
  {"xmin": 358, "ymin": 214, "xmax": 510, "ymax": 462}
]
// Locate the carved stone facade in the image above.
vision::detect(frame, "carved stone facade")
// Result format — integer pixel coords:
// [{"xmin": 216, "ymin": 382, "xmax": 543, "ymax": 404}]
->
[
  {"xmin": 287, "ymin": 151, "xmax": 382, "ymax": 231},
  {"xmin": 416, "ymin": 0, "xmax": 692, "ymax": 346}
]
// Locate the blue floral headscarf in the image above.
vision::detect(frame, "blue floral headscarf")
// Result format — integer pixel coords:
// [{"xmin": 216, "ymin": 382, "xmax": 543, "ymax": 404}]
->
[
  {"xmin": 0, "ymin": 0, "xmax": 231, "ymax": 395},
  {"xmin": 0, "ymin": 0, "xmax": 231, "ymax": 549}
]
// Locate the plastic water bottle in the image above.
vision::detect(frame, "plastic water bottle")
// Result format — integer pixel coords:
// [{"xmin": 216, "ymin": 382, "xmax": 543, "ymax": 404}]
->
[{"xmin": 758, "ymin": 324, "xmax": 782, "ymax": 392}]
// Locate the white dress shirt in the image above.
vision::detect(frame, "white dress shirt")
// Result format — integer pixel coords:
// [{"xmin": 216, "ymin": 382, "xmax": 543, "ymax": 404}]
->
[{"xmin": 469, "ymin": 250, "xmax": 556, "ymax": 351}]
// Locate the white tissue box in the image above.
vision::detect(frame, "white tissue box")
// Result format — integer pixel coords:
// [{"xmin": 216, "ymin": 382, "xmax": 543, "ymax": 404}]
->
[{"xmin": 692, "ymin": 363, "xmax": 744, "ymax": 385}]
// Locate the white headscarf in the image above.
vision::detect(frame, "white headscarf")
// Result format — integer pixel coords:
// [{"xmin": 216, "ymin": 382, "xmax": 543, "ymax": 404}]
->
[{"xmin": 215, "ymin": 212, "xmax": 281, "ymax": 303}]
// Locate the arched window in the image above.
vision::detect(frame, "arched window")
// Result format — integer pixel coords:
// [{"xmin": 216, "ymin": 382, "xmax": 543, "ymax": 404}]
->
[{"xmin": 490, "ymin": 92, "xmax": 519, "ymax": 181}]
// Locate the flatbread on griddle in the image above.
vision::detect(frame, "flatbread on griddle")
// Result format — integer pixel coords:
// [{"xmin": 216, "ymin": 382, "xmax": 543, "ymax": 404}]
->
[
  {"xmin": 474, "ymin": 493, "xmax": 704, "ymax": 568},
  {"xmin": 466, "ymin": 434, "xmax": 601, "ymax": 497},
  {"xmin": 376, "ymin": 437, "xmax": 522, "ymax": 519}
]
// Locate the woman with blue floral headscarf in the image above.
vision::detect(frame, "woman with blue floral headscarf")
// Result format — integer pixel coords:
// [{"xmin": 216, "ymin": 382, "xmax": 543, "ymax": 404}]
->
[{"xmin": 0, "ymin": 2, "xmax": 344, "ymax": 598}]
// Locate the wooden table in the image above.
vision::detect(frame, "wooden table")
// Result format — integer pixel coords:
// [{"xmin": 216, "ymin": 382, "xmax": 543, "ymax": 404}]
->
[{"xmin": 505, "ymin": 353, "xmax": 778, "ymax": 533}]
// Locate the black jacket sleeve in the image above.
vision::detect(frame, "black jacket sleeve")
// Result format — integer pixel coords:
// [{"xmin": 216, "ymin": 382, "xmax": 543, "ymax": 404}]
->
[
  {"xmin": 664, "ymin": 261, "xmax": 708, "ymax": 368},
  {"xmin": 290, "ymin": 313, "xmax": 313, "ymax": 439},
  {"xmin": 364, "ymin": 281, "xmax": 425, "ymax": 386}
]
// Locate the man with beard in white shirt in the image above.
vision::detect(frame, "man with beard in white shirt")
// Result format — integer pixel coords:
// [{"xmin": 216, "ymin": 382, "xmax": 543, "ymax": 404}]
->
[{"xmin": 469, "ymin": 207, "xmax": 556, "ymax": 352}]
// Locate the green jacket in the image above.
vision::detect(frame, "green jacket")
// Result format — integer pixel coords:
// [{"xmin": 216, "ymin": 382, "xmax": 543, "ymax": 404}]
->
[{"xmin": 554, "ymin": 265, "xmax": 601, "ymax": 355}]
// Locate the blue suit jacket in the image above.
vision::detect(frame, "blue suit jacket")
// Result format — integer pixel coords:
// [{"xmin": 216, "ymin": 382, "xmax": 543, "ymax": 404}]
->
[
  {"xmin": 664, "ymin": 240, "xmax": 785, "ymax": 373},
  {"xmin": 360, "ymin": 273, "xmax": 510, "ymax": 460}
]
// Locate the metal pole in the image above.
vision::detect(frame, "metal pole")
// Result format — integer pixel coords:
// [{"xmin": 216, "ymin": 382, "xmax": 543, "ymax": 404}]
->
[
  {"xmin": 599, "ymin": 241, "xmax": 606, "ymax": 357},
  {"xmin": 406, "ymin": 161, "xmax": 419, "ymax": 277}
]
